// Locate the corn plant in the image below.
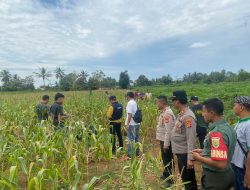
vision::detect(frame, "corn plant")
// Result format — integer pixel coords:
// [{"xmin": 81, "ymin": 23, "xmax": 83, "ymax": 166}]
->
[{"xmin": 0, "ymin": 83, "xmax": 248, "ymax": 188}]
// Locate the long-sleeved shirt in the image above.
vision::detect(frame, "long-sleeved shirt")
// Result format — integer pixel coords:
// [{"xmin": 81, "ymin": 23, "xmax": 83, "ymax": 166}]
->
[
  {"xmin": 156, "ymin": 106, "xmax": 176, "ymax": 147},
  {"xmin": 171, "ymin": 107, "xmax": 197, "ymax": 160}
]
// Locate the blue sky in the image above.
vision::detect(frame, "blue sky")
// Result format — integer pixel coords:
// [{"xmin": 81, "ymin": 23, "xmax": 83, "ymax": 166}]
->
[{"xmin": 0, "ymin": 0, "xmax": 250, "ymax": 85}]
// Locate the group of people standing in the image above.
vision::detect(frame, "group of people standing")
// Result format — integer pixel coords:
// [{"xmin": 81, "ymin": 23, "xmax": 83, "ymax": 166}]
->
[
  {"xmin": 36, "ymin": 93, "xmax": 70, "ymax": 129},
  {"xmin": 36, "ymin": 91, "xmax": 250, "ymax": 190},
  {"xmin": 107, "ymin": 92, "xmax": 141, "ymax": 158},
  {"xmin": 155, "ymin": 91, "xmax": 250, "ymax": 190}
]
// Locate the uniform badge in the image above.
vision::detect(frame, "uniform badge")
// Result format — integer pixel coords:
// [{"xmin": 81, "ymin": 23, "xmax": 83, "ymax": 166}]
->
[
  {"xmin": 165, "ymin": 116, "xmax": 170, "ymax": 124},
  {"xmin": 185, "ymin": 119, "xmax": 192, "ymax": 128},
  {"xmin": 211, "ymin": 137, "xmax": 220, "ymax": 149}
]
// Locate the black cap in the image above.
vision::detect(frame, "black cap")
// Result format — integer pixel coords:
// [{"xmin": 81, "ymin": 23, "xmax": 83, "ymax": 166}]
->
[
  {"xmin": 172, "ymin": 90, "xmax": 187, "ymax": 102},
  {"xmin": 190, "ymin": 96, "xmax": 199, "ymax": 101},
  {"xmin": 109, "ymin": 95, "xmax": 117, "ymax": 101}
]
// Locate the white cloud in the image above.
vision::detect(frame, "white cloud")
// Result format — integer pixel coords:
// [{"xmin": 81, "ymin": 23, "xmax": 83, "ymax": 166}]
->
[
  {"xmin": 0, "ymin": 0, "xmax": 250, "ymax": 78},
  {"xmin": 190, "ymin": 42, "xmax": 212, "ymax": 48}
]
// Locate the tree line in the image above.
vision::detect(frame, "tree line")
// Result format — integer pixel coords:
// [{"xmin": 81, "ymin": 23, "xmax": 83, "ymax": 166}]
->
[{"xmin": 0, "ymin": 68, "xmax": 250, "ymax": 91}]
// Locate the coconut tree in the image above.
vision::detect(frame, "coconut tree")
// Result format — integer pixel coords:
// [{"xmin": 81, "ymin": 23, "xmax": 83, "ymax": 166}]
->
[
  {"xmin": 55, "ymin": 67, "xmax": 65, "ymax": 83},
  {"xmin": 78, "ymin": 70, "xmax": 89, "ymax": 82},
  {"xmin": 34, "ymin": 67, "xmax": 52, "ymax": 88},
  {"xmin": 74, "ymin": 70, "xmax": 89, "ymax": 90},
  {"xmin": 0, "ymin": 70, "xmax": 11, "ymax": 86}
]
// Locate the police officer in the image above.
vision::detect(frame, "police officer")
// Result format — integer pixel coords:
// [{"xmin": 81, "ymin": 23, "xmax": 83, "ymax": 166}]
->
[
  {"xmin": 190, "ymin": 96, "xmax": 208, "ymax": 149},
  {"xmin": 171, "ymin": 90, "xmax": 198, "ymax": 190},
  {"xmin": 192, "ymin": 98, "xmax": 236, "ymax": 190},
  {"xmin": 156, "ymin": 95, "xmax": 176, "ymax": 187},
  {"xmin": 107, "ymin": 96, "xmax": 124, "ymax": 154}
]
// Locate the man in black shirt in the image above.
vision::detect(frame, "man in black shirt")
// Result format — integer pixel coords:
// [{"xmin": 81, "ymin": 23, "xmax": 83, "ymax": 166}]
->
[
  {"xmin": 50, "ymin": 93, "xmax": 69, "ymax": 130},
  {"xmin": 107, "ymin": 96, "xmax": 124, "ymax": 154},
  {"xmin": 190, "ymin": 96, "xmax": 208, "ymax": 148},
  {"xmin": 36, "ymin": 95, "xmax": 50, "ymax": 123}
]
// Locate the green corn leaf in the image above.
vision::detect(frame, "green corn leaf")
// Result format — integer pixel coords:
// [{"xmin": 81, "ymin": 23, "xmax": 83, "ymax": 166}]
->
[
  {"xmin": 9, "ymin": 166, "xmax": 17, "ymax": 182},
  {"xmin": 18, "ymin": 157, "xmax": 28, "ymax": 176},
  {"xmin": 72, "ymin": 171, "xmax": 81, "ymax": 190}
]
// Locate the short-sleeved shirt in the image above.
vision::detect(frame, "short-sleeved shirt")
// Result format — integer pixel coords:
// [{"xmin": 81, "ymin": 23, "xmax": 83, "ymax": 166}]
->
[
  {"xmin": 202, "ymin": 119, "xmax": 237, "ymax": 172},
  {"xmin": 50, "ymin": 102, "xmax": 64, "ymax": 126},
  {"xmin": 156, "ymin": 107, "xmax": 176, "ymax": 146},
  {"xmin": 231, "ymin": 117, "xmax": 250, "ymax": 169},
  {"xmin": 191, "ymin": 104, "xmax": 208, "ymax": 128},
  {"xmin": 36, "ymin": 103, "xmax": 50, "ymax": 122},
  {"xmin": 171, "ymin": 108, "xmax": 197, "ymax": 160},
  {"xmin": 125, "ymin": 99, "xmax": 139, "ymax": 125}
]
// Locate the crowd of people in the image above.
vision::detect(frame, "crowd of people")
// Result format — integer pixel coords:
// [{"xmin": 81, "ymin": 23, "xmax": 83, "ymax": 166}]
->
[{"xmin": 36, "ymin": 91, "xmax": 250, "ymax": 190}]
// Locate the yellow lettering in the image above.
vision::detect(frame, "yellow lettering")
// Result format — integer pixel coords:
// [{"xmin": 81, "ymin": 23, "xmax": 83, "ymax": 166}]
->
[
  {"xmin": 211, "ymin": 150, "xmax": 228, "ymax": 159},
  {"xmin": 224, "ymin": 151, "xmax": 227, "ymax": 159},
  {"xmin": 219, "ymin": 150, "xmax": 223, "ymax": 158}
]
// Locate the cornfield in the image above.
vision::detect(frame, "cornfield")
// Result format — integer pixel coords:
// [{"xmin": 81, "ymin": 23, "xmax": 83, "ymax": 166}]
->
[{"xmin": 0, "ymin": 81, "xmax": 249, "ymax": 189}]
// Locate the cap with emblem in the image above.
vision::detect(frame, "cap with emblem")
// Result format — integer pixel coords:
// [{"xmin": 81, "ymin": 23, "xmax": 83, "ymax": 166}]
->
[
  {"xmin": 190, "ymin": 96, "xmax": 199, "ymax": 102},
  {"xmin": 172, "ymin": 90, "xmax": 188, "ymax": 103}
]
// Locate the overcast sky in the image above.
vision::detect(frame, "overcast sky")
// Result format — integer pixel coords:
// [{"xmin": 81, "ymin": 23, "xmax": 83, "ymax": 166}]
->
[{"xmin": 0, "ymin": 0, "xmax": 250, "ymax": 85}]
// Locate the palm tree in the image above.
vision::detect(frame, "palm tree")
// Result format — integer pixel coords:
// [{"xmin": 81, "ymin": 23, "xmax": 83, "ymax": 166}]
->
[
  {"xmin": 55, "ymin": 67, "xmax": 65, "ymax": 82},
  {"xmin": 78, "ymin": 70, "xmax": 89, "ymax": 81},
  {"xmin": 0, "ymin": 70, "xmax": 11, "ymax": 85},
  {"xmin": 73, "ymin": 70, "xmax": 89, "ymax": 90},
  {"xmin": 34, "ymin": 67, "xmax": 52, "ymax": 88}
]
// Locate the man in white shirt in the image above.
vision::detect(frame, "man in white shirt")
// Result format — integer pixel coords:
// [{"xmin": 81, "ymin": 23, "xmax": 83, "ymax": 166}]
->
[{"xmin": 125, "ymin": 92, "xmax": 140, "ymax": 159}]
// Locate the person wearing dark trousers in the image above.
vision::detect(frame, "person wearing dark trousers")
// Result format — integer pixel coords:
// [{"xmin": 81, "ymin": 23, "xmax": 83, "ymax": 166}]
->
[
  {"xmin": 107, "ymin": 96, "xmax": 123, "ymax": 153},
  {"xmin": 159, "ymin": 141, "xmax": 173, "ymax": 178},
  {"xmin": 156, "ymin": 95, "xmax": 176, "ymax": 188},
  {"xmin": 231, "ymin": 96, "xmax": 250, "ymax": 190},
  {"xmin": 196, "ymin": 127, "xmax": 207, "ymax": 149},
  {"xmin": 176, "ymin": 154, "xmax": 197, "ymax": 189},
  {"xmin": 171, "ymin": 91, "xmax": 198, "ymax": 190},
  {"xmin": 190, "ymin": 96, "xmax": 208, "ymax": 149},
  {"xmin": 109, "ymin": 122, "xmax": 123, "ymax": 152}
]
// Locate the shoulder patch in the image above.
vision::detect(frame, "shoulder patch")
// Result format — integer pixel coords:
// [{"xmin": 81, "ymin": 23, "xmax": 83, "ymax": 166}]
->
[
  {"xmin": 210, "ymin": 132, "xmax": 228, "ymax": 161},
  {"xmin": 185, "ymin": 118, "xmax": 192, "ymax": 128}
]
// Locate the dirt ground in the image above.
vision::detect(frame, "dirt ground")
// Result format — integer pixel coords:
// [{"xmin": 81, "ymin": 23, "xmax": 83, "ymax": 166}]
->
[{"xmin": 85, "ymin": 137, "xmax": 203, "ymax": 189}]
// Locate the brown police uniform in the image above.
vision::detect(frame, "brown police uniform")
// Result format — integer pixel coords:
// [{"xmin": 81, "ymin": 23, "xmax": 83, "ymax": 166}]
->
[
  {"xmin": 171, "ymin": 107, "xmax": 198, "ymax": 190},
  {"xmin": 156, "ymin": 106, "xmax": 176, "ymax": 181}
]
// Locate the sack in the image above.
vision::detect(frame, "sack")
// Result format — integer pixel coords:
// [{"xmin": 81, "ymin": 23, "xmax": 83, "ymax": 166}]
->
[{"xmin": 133, "ymin": 106, "xmax": 142, "ymax": 123}]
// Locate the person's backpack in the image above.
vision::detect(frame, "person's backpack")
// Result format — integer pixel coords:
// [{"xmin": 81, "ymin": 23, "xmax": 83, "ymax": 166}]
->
[
  {"xmin": 111, "ymin": 103, "xmax": 123, "ymax": 121},
  {"xmin": 133, "ymin": 106, "xmax": 142, "ymax": 123}
]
